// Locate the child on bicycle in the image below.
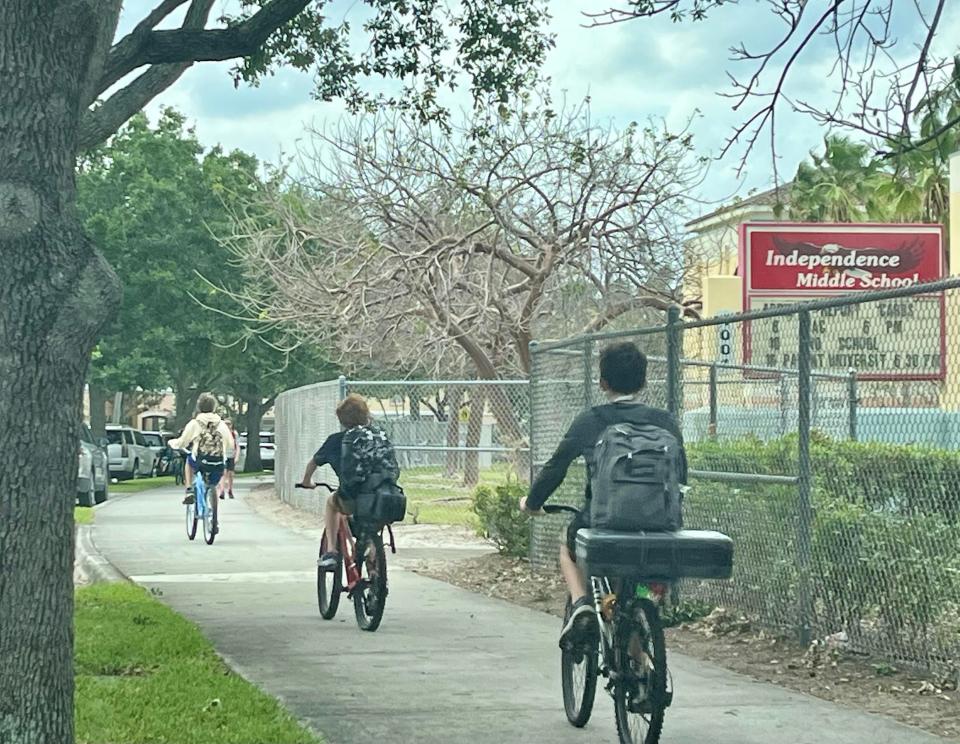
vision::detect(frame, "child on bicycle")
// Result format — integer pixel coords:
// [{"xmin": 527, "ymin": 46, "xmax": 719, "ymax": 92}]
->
[
  {"xmin": 300, "ymin": 394, "xmax": 397, "ymax": 568},
  {"xmin": 169, "ymin": 393, "xmax": 233, "ymax": 505},
  {"xmin": 520, "ymin": 342, "xmax": 687, "ymax": 647}
]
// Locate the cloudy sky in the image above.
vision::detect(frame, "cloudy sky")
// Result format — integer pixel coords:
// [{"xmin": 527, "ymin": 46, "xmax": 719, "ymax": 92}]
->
[{"xmin": 117, "ymin": 1, "xmax": 960, "ymax": 212}]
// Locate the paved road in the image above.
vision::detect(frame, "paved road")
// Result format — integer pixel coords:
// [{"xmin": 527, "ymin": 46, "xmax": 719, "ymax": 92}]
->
[{"xmin": 93, "ymin": 480, "xmax": 949, "ymax": 744}]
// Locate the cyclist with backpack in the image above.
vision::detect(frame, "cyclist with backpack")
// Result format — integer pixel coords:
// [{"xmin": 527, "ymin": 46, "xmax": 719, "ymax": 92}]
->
[
  {"xmin": 169, "ymin": 393, "xmax": 234, "ymax": 505},
  {"xmin": 520, "ymin": 342, "xmax": 688, "ymax": 647},
  {"xmin": 300, "ymin": 394, "xmax": 404, "ymax": 568}
]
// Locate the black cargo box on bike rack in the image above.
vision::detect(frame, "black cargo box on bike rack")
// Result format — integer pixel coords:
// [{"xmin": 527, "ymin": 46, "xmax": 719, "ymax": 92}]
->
[{"xmin": 575, "ymin": 529, "xmax": 734, "ymax": 581}]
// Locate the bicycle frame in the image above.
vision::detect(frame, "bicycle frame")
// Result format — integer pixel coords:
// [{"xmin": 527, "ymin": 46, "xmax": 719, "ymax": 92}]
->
[{"xmin": 333, "ymin": 514, "xmax": 397, "ymax": 593}]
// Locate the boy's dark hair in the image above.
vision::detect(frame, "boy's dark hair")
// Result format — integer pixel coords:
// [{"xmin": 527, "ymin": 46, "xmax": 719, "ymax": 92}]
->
[{"xmin": 599, "ymin": 342, "xmax": 647, "ymax": 394}]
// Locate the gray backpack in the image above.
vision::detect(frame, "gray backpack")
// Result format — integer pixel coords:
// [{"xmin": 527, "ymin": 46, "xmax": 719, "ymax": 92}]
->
[{"xmin": 589, "ymin": 419, "xmax": 683, "ymax": 532}]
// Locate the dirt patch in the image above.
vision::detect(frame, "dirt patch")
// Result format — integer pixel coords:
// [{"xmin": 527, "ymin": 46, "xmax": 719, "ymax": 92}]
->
[{"xmin": 412, "ymin": 553, "xmax": 960, "ymax": 741}]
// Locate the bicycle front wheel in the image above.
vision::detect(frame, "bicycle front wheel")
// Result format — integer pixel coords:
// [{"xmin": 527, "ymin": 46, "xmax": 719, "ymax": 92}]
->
[
  {"xmin": 614, "ymin": 598, "xmax": 668, "ymax": 744},
  {"xmin": 561, "ymin": 595, "xmax": 599, "ymax": 727},
  {"xmin": 317, "ymin": 531, "xmax": 342, "ymax": 620},
  {"xmin": 353, "ymin": 532, "xmax": 387, "ymax": 632},
  {"xmin": 185, "ymin": 501, "xmax": 198, "ymax": 541}
]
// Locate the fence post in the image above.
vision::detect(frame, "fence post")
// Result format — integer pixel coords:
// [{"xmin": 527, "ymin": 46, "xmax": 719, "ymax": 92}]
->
[
  {"xmin": 708, "ymin": 363, "xmax": 718, "ymax": 439},
  {"xmin": 796, "ymin": 309, "xmax": 814, "ymax": 647},
  {"xmin": 666, "ymin": 305, "xmax": 682, "ymax": 420},
  {"xmin": 338, "ymin": 375, "xmax": 347, "ymax": 402},
  {"xmin": 847, "ymin": 369, "xmax": 858, "ymax": 441},
  {"xmin": 528, "ymin": 342, "xmax": 539, "ymax": 485},
  {"xmin": 582, "ymin": 339, "xmax": 594, "ymax": 410}
]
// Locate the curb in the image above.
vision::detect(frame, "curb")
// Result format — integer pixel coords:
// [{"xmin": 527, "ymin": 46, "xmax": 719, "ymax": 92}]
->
[{"xmin": 75, "ymin": 523, "xmax": 126, "ymax": 584}]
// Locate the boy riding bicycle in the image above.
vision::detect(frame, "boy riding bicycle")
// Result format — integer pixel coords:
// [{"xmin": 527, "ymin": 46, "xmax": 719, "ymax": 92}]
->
[
  {"xmin": 520, "ymin": 342, "xmax": 688, "ymax": 647},
  {"xmin": 300, "ymin": 394, "xmax": 400, "ymax": 568},
  {"xmin": 169, "ymin": 393, "xmax": 234, "ymax": 505}
]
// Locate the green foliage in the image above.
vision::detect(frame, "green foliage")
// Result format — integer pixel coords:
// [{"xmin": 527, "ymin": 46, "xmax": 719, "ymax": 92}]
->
[
  {"xmin": 789, "ymin": 130, "xmax": 955, "ymax": 225},
  {"xmin": 472, "ymin": 480, "xmax": 529, "ymax": 556},
  {"xmin": 77, "ymin": 109, "xmax": 256, "ymax": 397},
  {"xmin": 224, "ymin": 0, "xmax": 553, "ymax": 125},
  {"xmin": 75, "ymin": 583, "xmax": 319, "ymax": 743},
  {"xmin": 685, "ymin": 436, "xmax": 960, "ymax": 648}
]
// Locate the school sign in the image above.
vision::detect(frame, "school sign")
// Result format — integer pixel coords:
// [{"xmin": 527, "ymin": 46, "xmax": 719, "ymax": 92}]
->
[{"xmin": 740, "ymin": 223, "xmax": 946, "ymax": 380}]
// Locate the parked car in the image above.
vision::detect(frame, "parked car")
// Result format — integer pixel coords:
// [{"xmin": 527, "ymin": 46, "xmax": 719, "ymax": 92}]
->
[
  {"xmin": 77, "ymin": 424, "xmax": 109, "ymax": 507},
  {"xmin": 105, "ymin": 425, "xmax": 156, "ymax": 480},
  {"xmin": 237, "ymin": 431, "xmax": 275, "ymax": 471},
  {"xmin": 140, "ymin": 430, "xmax": 172, "ymax": 476}
]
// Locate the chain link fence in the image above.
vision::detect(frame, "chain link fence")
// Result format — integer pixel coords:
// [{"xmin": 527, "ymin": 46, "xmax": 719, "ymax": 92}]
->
[
  {"xmin": 275, "ymin": 378, "xmax": 529, "ymax": 526},
  {"xmin": 530, "ymin": 277, "xmax": 960, "ymax": 676}
]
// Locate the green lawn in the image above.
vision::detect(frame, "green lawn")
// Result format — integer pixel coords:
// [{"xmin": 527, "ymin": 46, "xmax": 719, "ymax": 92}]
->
[
  {"xmin": 110, "ymin": 475, "xmax": 177, "ymax": 494},
  {"xmin": 75, "ymin": 583, "xmax": 320, "ymax": 744},
  {"xmin": 75, "ymin": 507, "xmax": 95, "ymax": 525},
  {"xmin": 111, "ymin": 470, "xmax": 268, "ymax": 494},
  {"xmin": 399, "ymin": 465, "xmax": 515, "ymax": 527}
]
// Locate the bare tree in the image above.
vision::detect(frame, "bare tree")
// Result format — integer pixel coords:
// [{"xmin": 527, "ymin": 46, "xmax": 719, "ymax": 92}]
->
[
  {"xmin": 222, "ymin": 98, "xmax": 703, "ymax": 379},
  {"xmin": 586, "ymin": 1, "xmax": 957, "ymax": 171},
  {"xmin": 0, "ymin": 3, "xmax": 551, "ymax": 741},
  {"xmin": 216, "ymin": 98, "xmax": 703, "ymax": 479}
]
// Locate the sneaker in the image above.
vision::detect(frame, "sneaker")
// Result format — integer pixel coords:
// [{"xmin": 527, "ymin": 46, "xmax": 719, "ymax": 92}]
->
[
  {"xmin": 228, "ymin": 490, "xmax": 235, "ymax": 499},
  {"xmin": 219, "ymin": 492, "xmax": 225, "ymax": 500},
  {"xmin": 317, "ymin": 552, "xmax": 340, "ymax": 569},
  {"xmin": 182, "ymin": 488, "xmax": 195, "ymax": 505},
  {"xmin": 559, "ymin": 597, "xmax": 599, "ymax": 648}
]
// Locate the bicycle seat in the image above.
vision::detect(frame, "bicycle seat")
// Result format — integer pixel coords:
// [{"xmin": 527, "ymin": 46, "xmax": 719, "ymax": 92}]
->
[{"xmin": 575, "ymin": 529, "xmax": 734, "ymax": 581}]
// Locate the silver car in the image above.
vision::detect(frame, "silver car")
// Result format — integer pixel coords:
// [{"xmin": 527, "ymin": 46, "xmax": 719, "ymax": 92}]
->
[
  {"xmin": 78, "ymin": 424, "xmax": 109, "ymax": 507},
  {"xmin": 105, "ymin": 425, "xmax": 156, "ymax": 480}
]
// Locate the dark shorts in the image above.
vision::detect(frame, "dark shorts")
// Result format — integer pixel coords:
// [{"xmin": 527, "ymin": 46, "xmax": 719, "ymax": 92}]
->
[
  {"xmin": 565, "ymin": 509, "xmax": 590, "ymax": 559},
  {"xmin": 225, "ymin": 458, "xmax": 235, "ymax": 472}
]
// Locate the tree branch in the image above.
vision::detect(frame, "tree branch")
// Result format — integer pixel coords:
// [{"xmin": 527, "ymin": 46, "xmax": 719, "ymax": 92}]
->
[{"xmin": 98, "ymin": 0, "xmax": 312, "ymax": 95}]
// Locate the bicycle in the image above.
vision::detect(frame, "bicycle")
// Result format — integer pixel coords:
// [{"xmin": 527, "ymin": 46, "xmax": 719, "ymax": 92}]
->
[
  {"xmin": 185, "ymin": 454, "xmax": 220, "ymax": 545},
  {"xmin": 296, "ymin": 482, "xmax": 397, "ymax": 632},
  {"xmin": 543, "ymin": 504, "xmax": 672, "ymax": 744}
]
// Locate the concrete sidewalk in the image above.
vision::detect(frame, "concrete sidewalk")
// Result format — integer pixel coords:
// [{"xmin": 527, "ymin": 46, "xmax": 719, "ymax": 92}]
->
[{"xmin": 92, "ymin": 480, "xmax": 949, "ymax": 744}]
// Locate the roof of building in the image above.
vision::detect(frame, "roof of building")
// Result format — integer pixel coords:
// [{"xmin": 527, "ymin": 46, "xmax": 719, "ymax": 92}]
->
[{"xmin": 685, "ymin": 183, "xmax": 792, "ymax": 228}]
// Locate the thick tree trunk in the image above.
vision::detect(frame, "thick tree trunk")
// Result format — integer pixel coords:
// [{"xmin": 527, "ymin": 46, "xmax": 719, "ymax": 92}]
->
[
  {"xmin": 463, "ymin": 389, "xmax": 486, "ymax": 487},
  {"xmin": 244, "ymin": 395, "xmax": 264, "ymax": 472},
  {"xmin": 88, "ymin": 383, "xmax": 110, "ymax": 438},
  {"xmin": 173, "ymin": 382, "xmax": 200, "ymax": 431},
  {"xmin": 444, "ymin": 386, "xmax": 463, "ymax": 478},
  {"xmin": 0, "ymin": 6, "xmax": 120, "ymax": 743}
]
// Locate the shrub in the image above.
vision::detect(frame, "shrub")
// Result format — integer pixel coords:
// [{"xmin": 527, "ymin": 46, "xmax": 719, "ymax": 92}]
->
[{"xmin": 472, "ymin": 480, "xmax": 530, "ymax": 557}]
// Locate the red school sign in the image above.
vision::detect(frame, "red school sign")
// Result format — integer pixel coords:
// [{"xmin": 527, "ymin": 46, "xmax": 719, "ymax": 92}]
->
[
  {"xmin": 741, "ymin": 223, "xmax": 944, "ymax": 295},
  {"xmin": 739, "ymin": 222, "xmax": 946, "ymax": 381}
]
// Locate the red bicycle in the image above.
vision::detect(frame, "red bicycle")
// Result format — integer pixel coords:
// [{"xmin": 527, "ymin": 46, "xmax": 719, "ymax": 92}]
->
[{"xmin": 296, "ymin": 482, "xmax": 397, "ymax": 632}]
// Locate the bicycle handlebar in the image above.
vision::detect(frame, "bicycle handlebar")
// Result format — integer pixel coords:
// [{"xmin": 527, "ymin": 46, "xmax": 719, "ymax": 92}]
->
[{"xmin": 295, "ymin": 482, "xmax": 336, "ymax": 493}]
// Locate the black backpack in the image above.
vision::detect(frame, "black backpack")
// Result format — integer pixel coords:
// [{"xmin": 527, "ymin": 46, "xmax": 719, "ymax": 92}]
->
[
  {"xmin": 588, "ymin": 415, "xmax": 683, "ymax": 532},
  {"xmin": 340, "ymin": 425, "xmax": 406, "ymax": 524}
]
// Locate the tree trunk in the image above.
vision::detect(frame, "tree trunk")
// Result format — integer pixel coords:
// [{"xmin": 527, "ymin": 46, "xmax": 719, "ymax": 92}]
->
[
  {"xmin": 463, "ymin": 388, "xmax": 486, "ymax": 487},
  {"xmin": 244, "ymin": 395, "xmax": 264, "ymax": 472},
  {"xmin": 173, "ymin": 382, "xmax": 200, "ymax": 431},
  {"xmin": 0, "ymin": 6, "xmax": 120, "ymax": 743},
  {"xmin": 88, "ymin": 383, "xmax": 110, "ymax": 438},
  {"xmin": 445, "ymin": 386, "xmax": 463, "ymax": 478}
]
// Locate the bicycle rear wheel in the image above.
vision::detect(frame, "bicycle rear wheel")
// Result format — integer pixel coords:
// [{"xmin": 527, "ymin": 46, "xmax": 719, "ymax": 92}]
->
[
  {"xmin": 561, "ymin": 595, "xmax": 599, "ymax": 727},
  {"xmin": 202, "ymin": 485, "xmax": 218, "ymax": 545},
  {"xmin": 353, "ymin": 532, "xmax": 387, "ymax": 632},
  {"xmin": 317, "ymin": 530, "xmax": 342, "ymax": 620},
  {"xmin": 614, "ymin": 597, "xmax": 667, "ymax": 744}
]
